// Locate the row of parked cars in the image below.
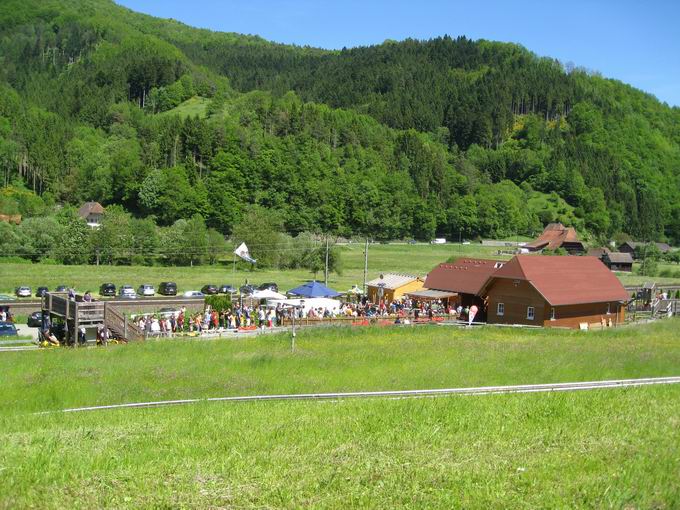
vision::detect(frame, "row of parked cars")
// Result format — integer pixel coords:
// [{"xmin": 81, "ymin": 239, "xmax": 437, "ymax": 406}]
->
[
  {"xmin": 8, "ymin": 282, "xmax": 279, "ymax": 299},
  {"xmin": 13, "ymin": 285, "xmax": 71, "ymax": 298}
]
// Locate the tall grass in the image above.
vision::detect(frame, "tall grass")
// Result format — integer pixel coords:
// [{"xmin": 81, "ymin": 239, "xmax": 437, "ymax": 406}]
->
[
  {"xmin": 2, "ymin": 320, "xmax": 679, "ymax": 415},
  {"xmin": 0, "ymin": 386, "xmax": 678, "ymax": 508}
]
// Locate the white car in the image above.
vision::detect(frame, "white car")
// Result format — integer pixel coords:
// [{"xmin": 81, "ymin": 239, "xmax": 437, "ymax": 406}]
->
[
  {"xmin": 118, "ymin": 285, "xmax": 137, "ymax": 299},
  {"xmin": 137, "ymin": 284, "xmax": 155, "ymax": 297},
  {"xmin": 183, "ymin": 290, "xmax": 205, "ymax": 298},
  {"xmin": 158, "ymin": 307, "xmax": 181, "ymax": 318},
  {"xmin": 15, "ymin": 286, "xmax": 32, "ymax": 298}
]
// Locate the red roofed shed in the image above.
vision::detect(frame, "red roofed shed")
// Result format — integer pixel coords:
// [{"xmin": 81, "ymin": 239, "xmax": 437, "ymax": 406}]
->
[
  {"xmin": 481, "ymin": 255, "xmax": 630, "ymax": 329},
  {"xmin": 424, "ymin": 258, "xmax": 505, "ymax": 317}
]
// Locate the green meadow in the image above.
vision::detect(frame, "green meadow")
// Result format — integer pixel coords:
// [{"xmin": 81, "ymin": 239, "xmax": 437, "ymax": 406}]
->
[
  {"xmin": 1, "ymin": 321, "xmax": 679, "ymax": 508},
  {"xmin": 0, "ymin": 243, "xmax": 505, "ymax": 296},
  {"xmin": 2, "ymin": 242, "xmax": 679, "ymax": 297}
]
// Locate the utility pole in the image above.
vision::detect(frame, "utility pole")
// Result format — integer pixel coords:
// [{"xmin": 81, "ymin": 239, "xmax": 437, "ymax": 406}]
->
[
  {"xmin": 363, "ymin": 238, "xmax": 369, "ymax": 294},
  {"xmin": 324, "ymin": 236, "xmax": 330, "ymax": 286}
]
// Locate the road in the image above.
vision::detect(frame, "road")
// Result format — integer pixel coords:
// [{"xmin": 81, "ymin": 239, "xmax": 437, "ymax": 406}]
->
[{"xmin": 44, "ymin": 376, "xmax": 680, "ymax": 414}]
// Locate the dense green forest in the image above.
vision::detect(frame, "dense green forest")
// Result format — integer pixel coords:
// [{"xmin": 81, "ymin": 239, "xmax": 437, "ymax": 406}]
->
[{"xmin": 0, "ymin": 0, "xmax": 679, "ymax": 259}]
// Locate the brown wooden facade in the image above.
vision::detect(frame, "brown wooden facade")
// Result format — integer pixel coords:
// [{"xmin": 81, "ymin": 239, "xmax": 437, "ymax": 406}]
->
[{"xmin": 486, "ymin": 278, "xmax": 625, "ymax": 329}]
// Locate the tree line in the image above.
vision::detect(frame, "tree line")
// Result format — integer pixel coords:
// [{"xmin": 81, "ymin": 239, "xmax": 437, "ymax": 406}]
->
[{"xmin": 0, "ymin": 0, "xmax": 678, "ymax": 246}]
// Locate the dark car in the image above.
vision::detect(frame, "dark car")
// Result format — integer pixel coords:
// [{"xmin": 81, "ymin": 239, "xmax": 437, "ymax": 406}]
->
[
  {"xmin": 218, "ymin": 284, "xmax": 237, "ymax": 294},
  {"xmin": 239, "ymin": 284, "xmax": 257, "ymax": 295},
  {"xmin": 55, "ymin": 285, "xmax": 68, "ymax": 292},
  {"xmin": 258, "ymin": 282, "xmax": 279, "ymax": 292},
  {"xmin": 99, "ymin": 283, "xmax": 116, "ymax": 297},
  {"xmin": 35, "ymin": 286, "xmax": 49, "ymax": 298},
  {"xmin": 159, "ymin": 282, "xmax": 178, "ymax": 296},
  {"xmin": 0, "ymin": 321, "xmax": 18, "ymax": 337},
  {"xmin": 27, "ymin": 311, "xmax": 43, "ymax": 328},
  {"xmin": 201, "ymin": 284, "xmax": 219, "ymax": 295}
]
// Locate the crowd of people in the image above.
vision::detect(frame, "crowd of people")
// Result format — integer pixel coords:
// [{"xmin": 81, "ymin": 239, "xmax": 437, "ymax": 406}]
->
[{"xmin": 134, "ymin": 304, "xmax": 286, "ymax": 336}]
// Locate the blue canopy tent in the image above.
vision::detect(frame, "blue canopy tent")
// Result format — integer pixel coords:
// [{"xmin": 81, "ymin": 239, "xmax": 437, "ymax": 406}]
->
[{"xmin": 288, "ymin": 281, "xmax": 341, "ymax": 298}]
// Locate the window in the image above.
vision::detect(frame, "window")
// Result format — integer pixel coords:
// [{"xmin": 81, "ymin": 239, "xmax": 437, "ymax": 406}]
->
[
  {"xmin": 550, "ymin": 308, "xmax": 556, "ymax": 320},
  {"xmin": 606, "ymin": 303, "xmax": 611, "ymax": 314},
  {"xmin": 527, "ymin": 307, "xmax": 535, "ymax": 320},
  {"xmin": 497, "ymin": 303, "xmax": 505, "ymax": 316}
]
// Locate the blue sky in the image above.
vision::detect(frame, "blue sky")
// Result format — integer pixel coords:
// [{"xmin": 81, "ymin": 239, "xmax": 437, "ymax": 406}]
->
[{"xmin": 116, "ymin": 0, "xmax": 680, "ymax": 106}]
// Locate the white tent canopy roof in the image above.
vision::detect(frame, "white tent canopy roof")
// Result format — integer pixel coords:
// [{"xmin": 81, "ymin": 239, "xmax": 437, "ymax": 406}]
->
[
  {"xmin": 250, "ymin": 289, "xmax": 287, "ymax": 300},
  {"xmin": 267, "ymin": 297, "xmax": 342, "ymax": 313}
]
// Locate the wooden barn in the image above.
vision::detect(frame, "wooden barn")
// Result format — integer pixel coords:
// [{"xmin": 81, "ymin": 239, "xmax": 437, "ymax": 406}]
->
[
  {"xmin": 423, "ymin": 258, "xmax": 505, "ymax": 319},
  {"xmin": 602, "ymin": 252, "xmax": 633, "ymax": 272},
  {"xmin": 481, "ymin": 255, "xmax": 630, "ymax": 329},
  {"xmin": 618, "ymin": 241, "xmax": 671, "ymax": 258},
  {"xmin": 366, "ymin": 273, "xmax": 424, "ymax": 303},
  {"xmin": 525, "ymin": 223, "xmax": 585, "ymax": 254}
]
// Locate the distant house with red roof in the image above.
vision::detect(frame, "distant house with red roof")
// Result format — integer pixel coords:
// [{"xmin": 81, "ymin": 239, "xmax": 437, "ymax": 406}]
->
[
  {"xmin": 525, "ymin": 223, "xmax": 585, "ymax": 254},
  {"xmin": 78, "ymin": 201, "xmax": 105, "ymax": 228},
  {"xmin": 481, "ymin": 255, "xmax": 630, "ymax": 329}
]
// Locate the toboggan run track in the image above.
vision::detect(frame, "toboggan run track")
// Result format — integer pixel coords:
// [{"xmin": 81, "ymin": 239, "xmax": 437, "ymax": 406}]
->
[{"xmin": 36, "ymin": 376, "xmax": 680, "ymax": 414}]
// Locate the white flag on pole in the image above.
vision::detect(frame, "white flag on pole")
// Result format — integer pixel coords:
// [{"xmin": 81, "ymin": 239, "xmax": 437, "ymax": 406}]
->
[{"xmin": 233, "ymin": 242, "xmax": 257, "ymax": 264}]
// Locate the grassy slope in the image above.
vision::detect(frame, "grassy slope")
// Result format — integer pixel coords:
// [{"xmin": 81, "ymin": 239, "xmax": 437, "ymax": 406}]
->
[
  {"xmin": 1, "ymin": 320, "xmax": 679, "ymax": 507},
  {"xmin": 2, "ymin": 320, "xmax": 680, "ymax": 414},
  {"xmin": 0, "ymin": 382, "xmax": 678, "ymax": 507},
  {"xmin": 0, "ymin": 243, "xmax": 505, "ymax": 295},
  {"xmin": 158, "ymin": 96, "xmax": 210, "ymax": 118}
]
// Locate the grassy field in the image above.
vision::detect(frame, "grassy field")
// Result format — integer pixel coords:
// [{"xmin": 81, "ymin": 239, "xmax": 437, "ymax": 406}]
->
[
  {"xmin": 1, "ymin": 321, "xmax": 679, "ymax": 508},
  {"xmin": 2, "ymin": 242, "xmax": 679, "ymax": 297},
  {"xmin": 0, "ymin": 243, "xmax": 504, "ymax": 296},
  {"xmin": 1, "ymin": 387, "xmax": 678, "ymax": 508},
  {"xmin": 2, "ymin": 320, "xmax": 680, "ymax": 414}
]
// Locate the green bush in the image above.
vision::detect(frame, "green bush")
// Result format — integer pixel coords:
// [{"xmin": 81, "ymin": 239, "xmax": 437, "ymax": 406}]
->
[
  {"xmin": 205, "ymin": 295, "xmax": 231, "ymax": 312},
  {"xmin": 0, "ymin": 256, "xmax": 31, "ymax": 264},
  {"xmin": 39, "ymin": 258, "xmax": 59, "ymax": 265}
]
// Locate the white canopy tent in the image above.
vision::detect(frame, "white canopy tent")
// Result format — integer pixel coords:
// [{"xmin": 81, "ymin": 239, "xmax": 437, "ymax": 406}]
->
[
  {"xmin": 250, "ymin": 289, "xmax": 287, "ymax": 300},
  {"xmin": 267, "ymin": 297, "xmax": 342, "ymax": 314}
]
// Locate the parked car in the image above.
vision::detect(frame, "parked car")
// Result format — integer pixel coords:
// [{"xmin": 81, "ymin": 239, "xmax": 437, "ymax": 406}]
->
[
  {"xmin": 258, "ymin": 282, "xmax": 279, "ymax": 292},
  {"xmin": 183, "ymin": 290, "xmax": 205, "ymax": 298},
  {"xmin": 431, "ymin": 238, "xmax": 446, "ymax": 244},
  {"xmin": 239, "ymin": 284, "xmax": 257, "ymax": 295},
  {"xmin": 158, "ymin": 282, "xmax": 177, "ymax": 296},
  {"xmin": 0, "ymin": 321, "xmax": 18, "ymax": 337},
  {"xmin": 15, "ymin": 286, "xmax": 31, "ymax": 298},
  {"xmin": 137, "ymin": 284, "xmax": 156, "ymax": 297},
  {"xmin": 118, "ymin": 285, "xmax": 137, "ymax": 298},
  {"xmin": 407, "ymin": 239, "xmax": 417, "ymax": 245},
  {"xmin": 158, "ymin": 307, "xmax": 181, "ymax": 318},
  {"xmin": 0, "ymin": 294, "xmax": 16, "ymax": 302},
  {"xmin": 55, "ymin": 285, "xmax": 68, "ymax": 292},
  {"xmin": 27, "ymin": 311, "xmax": 43, "ymax": 328},
  {"xmin": 201, "ymin": 284, "xmax": 218, "ymax": 295},
  {"xmin": 99, "ymin": 283, "xmax": 116, "ymax": 297},
  {"xmin": 218, "ymin": 284, "xmax": 237, "ymax": 294},
  {"xmin": 35, "ymin": 286, "xmax": 49, "ymax": 297}
]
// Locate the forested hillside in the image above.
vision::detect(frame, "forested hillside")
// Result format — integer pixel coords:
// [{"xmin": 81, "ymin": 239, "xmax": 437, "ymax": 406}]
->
[{"xmin": 0, "ymin": 0, "xmax": 679, "ymax": 247}]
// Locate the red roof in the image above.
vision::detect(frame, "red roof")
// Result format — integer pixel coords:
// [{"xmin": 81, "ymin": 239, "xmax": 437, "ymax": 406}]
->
[
  {"xmin": 78, "ymin": 201, "xmax": 105, "ymax": 218},
  {"xmin": 425, "ymin": 258, "xmax": 505, "ymax": 296},
  {"xmin": 485, "ymin": 255, "xmax": 630, "ymax": 306},
  {"xmin": 525, "ymin": 223, "xmax": 583, "ymax": 251}
]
